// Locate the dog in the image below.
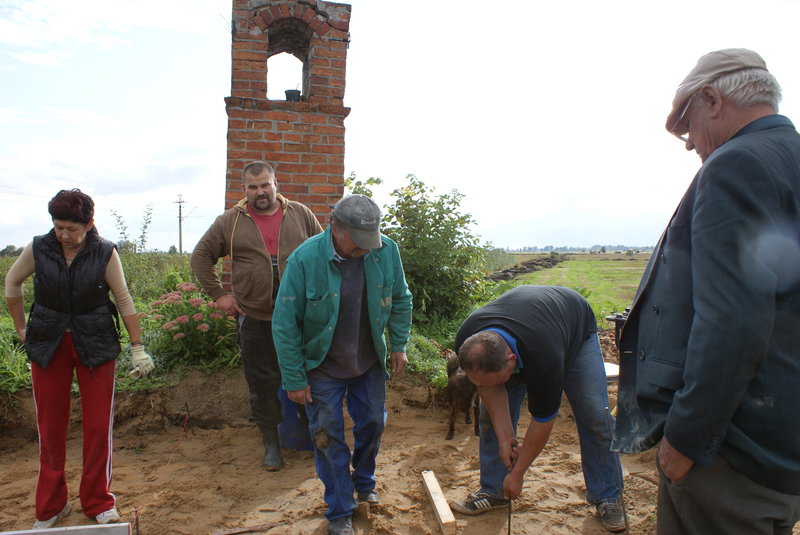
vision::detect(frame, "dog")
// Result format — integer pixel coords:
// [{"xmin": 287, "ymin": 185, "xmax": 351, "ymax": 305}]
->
[{"xmin": 445, "ymin": 355, "xmax": 480, "ymax": 440}]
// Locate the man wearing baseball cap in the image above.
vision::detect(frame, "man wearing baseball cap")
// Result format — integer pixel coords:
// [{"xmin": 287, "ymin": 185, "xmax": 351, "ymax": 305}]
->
[
  {"xmin": 273, "ymin": 194, "xmax": 412, "ymax": 535},
  {"xmin": 614, "ymin": 49, "xmax": 800, "ymax": 533}
]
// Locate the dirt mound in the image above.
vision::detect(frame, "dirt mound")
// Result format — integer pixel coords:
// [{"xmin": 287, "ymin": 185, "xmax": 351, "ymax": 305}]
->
[{"xmin": 488, "ymin": 257, "xmax": 563, "ymax": 281}]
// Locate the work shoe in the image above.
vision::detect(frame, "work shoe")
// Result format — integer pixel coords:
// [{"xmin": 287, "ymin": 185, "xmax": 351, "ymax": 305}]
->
[
  {"xmin": 328, "ymin": 514, "xmax": 354, "ymax": 535},
  {"xmin": 450, "ymin": 491, "xmax": 509, "ymax": 515},
  {"xmin": 33, "ymin": 502, "xmax": 72, "ymax": 529},
  {"xmin": 357, "ymin": 489, "xmax": 380, "ymax": 504},
  {"xmin": 597, "ymin": 500, "xmax": 626, "ymax": 533},
  {"xmin": 261, "ymin": 427, "xmax": 283, "ymax": 471},
  {"xmin": 96, "ymin": 507, "xmax": 121, "ymax": 524}
]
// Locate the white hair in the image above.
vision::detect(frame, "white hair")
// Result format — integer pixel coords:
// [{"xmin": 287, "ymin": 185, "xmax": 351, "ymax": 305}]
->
[{"xmin": 711, "ymin": 68, "xmax": 782, "ymax": 111}]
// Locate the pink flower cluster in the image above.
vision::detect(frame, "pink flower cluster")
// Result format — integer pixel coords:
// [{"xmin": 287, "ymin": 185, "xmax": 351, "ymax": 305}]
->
[{"xmin": 176, "ymin": 282, "xmax": 198, "ymax": 292}]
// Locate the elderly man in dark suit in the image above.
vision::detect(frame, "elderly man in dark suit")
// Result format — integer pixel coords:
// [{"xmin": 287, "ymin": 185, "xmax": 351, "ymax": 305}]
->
[{"xmin": 613, "ymin": 49, "xmax": 800, "ymax": 534}]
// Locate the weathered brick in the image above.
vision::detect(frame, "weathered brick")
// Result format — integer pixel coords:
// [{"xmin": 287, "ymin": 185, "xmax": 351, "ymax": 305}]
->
[
  {"xmin": 300, "ymin": 114, "xmax": 328, "ymax": 124},
  {"xmin": 277, "ymin": 163, "xmax": 311, "ymax": 174},
  {"xmin": 264, "ymin": 111, "xmax": 298, "ymax": 122},
  {"xmin": 282, "ymin": 143, "xmax": 311, "ymax": 153},
  {"xmin": 232, "ymin": 59, "xmax": 267, "ymax": 72},
  {"xmin": 246, "ymin": 141, "xmax": 283, "ymax": 152},
  {"xmin": 226, "ymin": 108, "xmax": 265, "ymax": 120},
  {"xmin": 311, "ymin": 125, "xmax": 345, "ymax": 135},
  {"xmin": 310, "ymin": 184, "xmax": 339, "ymax": 194},
  {"xmin": 312, "ymin": 144, "xmax": 344, "ymax": 155},
  {"xmin": 282, "ymin": 133, "xmax": 303, "ymax": 143},
  {"xmin": 233, "ymin": 50, "xmax": 266, "ymax": 61},
  {"xmin": 279, "ymin": 184, "xmax": 310, "ymax": 194},
  {"xmin": 265, "ymin": 152, "xmax": 300, "ymax": 163},
  {"xmin": 228, "ymin": 150, "xmax": 263, "ymax": 160}
]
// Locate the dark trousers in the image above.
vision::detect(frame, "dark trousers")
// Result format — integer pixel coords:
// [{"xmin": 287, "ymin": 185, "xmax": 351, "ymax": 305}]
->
[
  {"xmin": 238, "ymin": 315, "xmax": 282, "ymax": 431},
  {"xmin": 657, "ymin": 455, "xmax": 800, "ymax": 535}
]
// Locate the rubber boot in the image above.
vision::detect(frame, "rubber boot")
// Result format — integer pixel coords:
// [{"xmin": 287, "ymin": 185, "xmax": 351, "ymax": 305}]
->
[{"xmin": 261, "ymin": 427, "xmax": 283, "ymax": 471}]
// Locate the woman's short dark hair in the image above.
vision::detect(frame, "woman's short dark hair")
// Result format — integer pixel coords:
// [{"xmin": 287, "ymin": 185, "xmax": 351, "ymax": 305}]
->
[{"xmin": 48, "ymin": 189, "xmax": 94, "ymax": 225}]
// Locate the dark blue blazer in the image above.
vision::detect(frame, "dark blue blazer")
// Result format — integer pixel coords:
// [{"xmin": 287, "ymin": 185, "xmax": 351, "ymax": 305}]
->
[{"xmin": 613, "ymin": 115, "xmax": 800, "ymax": 495}]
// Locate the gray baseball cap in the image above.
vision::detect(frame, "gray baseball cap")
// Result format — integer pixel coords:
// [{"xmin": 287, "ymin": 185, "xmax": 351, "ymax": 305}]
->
[
  {"xmin": 666, "ymin": 48, "xmax": 768, "ymax": 135},
  {"xmin": 332, "ymin": 194, "xmax": 382, "ymax": 250}
]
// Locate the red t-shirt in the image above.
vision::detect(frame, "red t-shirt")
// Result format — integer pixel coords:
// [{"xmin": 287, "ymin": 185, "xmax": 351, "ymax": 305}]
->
[{"xmin": 247, "ymin": 204, "xmax": 283, "ymax": 255}]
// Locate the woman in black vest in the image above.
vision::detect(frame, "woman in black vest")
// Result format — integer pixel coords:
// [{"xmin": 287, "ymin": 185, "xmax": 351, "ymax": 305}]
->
[{"xmin": 4, "ymin": 189, "xmax": 154, "ymax": 529}]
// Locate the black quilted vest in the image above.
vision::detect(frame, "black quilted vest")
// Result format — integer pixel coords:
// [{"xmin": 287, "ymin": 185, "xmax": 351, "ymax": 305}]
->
[{"xmin": 26, "ymin": 227, "xmax": 121, "ymax": 368}]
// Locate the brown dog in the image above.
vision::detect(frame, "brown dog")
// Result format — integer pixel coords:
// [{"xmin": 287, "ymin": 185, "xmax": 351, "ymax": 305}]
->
[{"xmin": 445, "ymin": 355, "xmax": 480, "ymax": 440}]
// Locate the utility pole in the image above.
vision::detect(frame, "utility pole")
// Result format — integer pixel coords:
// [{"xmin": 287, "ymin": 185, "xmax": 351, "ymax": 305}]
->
[{"xmin": 175, "ymin": 194, "xmax": 185, "ymax": 254}]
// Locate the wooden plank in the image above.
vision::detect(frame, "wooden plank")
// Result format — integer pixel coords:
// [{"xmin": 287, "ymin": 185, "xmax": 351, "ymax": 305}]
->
[
  {"xmin": 1, "ymin": 523, "xmax": 131, "ymax": 535},
  {"xmin": 421, "ymin": 470, "xmax": 456, "ymax": 535}
]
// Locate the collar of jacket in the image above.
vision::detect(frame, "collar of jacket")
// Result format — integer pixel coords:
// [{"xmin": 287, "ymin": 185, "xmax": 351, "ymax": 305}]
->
[{"xmin": 234, "ymin": 193, "xmax": 288, "ymax": 214}]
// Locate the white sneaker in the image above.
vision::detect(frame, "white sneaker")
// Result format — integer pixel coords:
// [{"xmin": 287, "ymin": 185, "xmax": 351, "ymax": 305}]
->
[
  {"xmin": 33, "ymin": 502, "xmax": 72, "ymax": 529},
  {"xmin": 96, "ymin": 507, "xmax": 120, "ymax": 524}
]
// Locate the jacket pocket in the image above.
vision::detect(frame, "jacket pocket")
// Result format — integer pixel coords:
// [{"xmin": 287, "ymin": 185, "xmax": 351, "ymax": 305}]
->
[
  {"xmin": 304, "ymin": 288, "xmax": 334, "ymax": 328},
  {"xmin": 640, "ymin": 358, "xmax": 685, "ymax": 401}
]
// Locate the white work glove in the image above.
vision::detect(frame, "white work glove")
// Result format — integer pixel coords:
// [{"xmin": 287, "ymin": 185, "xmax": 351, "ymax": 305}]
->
[{"xmin": 130, "ymin": 345, "xmax": 155, "ymax": 378}]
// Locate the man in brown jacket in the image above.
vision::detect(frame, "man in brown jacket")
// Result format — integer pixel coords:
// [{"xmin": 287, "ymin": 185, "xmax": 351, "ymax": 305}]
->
[{"xmin": 191, "ymin": 161, "xmax": 322, "ymax": 470}]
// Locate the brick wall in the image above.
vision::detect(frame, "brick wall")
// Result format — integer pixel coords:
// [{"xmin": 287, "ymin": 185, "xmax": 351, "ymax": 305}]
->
[{"xmin": 225, "ymin": 0, "xmax": 351, "ymax": 219}]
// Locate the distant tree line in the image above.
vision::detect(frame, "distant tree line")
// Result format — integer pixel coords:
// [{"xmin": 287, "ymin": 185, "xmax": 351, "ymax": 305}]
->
[{"xmin": 0, "ymin": 245, "xmax": 23, "ymax": 257}]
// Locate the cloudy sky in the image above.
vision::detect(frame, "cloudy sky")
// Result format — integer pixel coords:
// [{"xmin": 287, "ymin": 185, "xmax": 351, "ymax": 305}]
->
[{"xmin": 2, "ymin": 0, "xmax": 800, "ymax": 252}]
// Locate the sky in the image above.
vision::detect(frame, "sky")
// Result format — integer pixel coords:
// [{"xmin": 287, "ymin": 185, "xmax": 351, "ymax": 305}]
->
[{"xmin": 2, "ymin": 0, "xmax": 800, "ymax": 252}]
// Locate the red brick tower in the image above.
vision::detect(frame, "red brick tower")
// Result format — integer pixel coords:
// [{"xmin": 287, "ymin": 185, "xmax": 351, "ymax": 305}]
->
[{"xmin": 225, "ymin": 0, "xmax": 351, "ymax": 219}]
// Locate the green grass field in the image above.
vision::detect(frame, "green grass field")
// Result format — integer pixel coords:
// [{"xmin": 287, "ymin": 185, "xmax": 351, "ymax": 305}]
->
[{"xmin": 515, "ymin": 253, "xmax": 651, "ymax": 325}]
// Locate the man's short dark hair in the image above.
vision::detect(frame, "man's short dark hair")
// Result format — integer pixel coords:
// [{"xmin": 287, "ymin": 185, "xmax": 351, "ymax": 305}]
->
[
  {"xmin": 458, "ymin": 331, "xmax": 508, "ymax": 373},
  {"xmin": 243, "ymin": 161, "xmax": 275, "ymax": 181}
]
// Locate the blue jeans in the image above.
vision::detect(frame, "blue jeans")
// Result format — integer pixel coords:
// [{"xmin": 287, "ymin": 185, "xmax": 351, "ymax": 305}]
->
[
  {"xmin": 306, "ymin": 362, "xmax": 387, "ymax": 520},
  {"xmin": 479, "ymin": 333, "xmax": 622, "ymax": 504}
]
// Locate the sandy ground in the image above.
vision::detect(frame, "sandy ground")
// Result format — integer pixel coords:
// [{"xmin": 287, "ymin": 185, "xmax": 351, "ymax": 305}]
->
[{"xmin": 0, "ymin": 330, "xmax": 742, "ymax": 534}]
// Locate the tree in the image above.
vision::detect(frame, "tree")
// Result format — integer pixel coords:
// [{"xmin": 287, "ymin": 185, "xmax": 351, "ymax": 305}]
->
[
  {"xmin": 0, "ymin": 245, "xmax": 22, "ymax": 257},
  {"xmin": 343, "ymin": 171, "xmax": 382, "ymax": 197},
  {"xmin": 110, "ymin": 204, "xmax": 153, "ymax": 253},
  {"xmin": 382, "ymin": 175, "xmax": 489, "ymax": 322}
]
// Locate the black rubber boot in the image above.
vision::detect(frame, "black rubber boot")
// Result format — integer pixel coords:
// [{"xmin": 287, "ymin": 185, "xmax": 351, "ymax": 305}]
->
[{"xmin": 261, "ymin": 427, "xmax": 283, "ymax": 471}]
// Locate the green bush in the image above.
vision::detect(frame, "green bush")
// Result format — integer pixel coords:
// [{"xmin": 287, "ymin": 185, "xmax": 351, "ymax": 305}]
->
[{"xmin": 383, "ymin": 175, "xmax": 491, "ymax": 323}]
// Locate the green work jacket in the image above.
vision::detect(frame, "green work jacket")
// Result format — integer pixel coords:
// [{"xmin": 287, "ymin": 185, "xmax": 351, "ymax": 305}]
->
[{"xmin": 273, "ymin": 225, "xmax": 413, "ymax": 391}]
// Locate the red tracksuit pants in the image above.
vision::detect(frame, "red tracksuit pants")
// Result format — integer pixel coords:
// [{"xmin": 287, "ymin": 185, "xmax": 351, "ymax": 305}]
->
[{"xmin": 31, "ymin": 332, "xmax": 116, "ymax": 520}]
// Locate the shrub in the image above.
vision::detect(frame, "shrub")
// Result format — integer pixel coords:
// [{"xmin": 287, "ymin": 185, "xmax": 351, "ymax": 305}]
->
[
  {"xmin": 141, "ymin": 282, "xmax": 239, "ymax": 369},
  {"xmin": 383, "ymin": 175, "xmax": 491, "ymax": 323}
]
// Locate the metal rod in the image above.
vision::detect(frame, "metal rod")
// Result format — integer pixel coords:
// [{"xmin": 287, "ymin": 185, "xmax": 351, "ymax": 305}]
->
[
  {"xmin": 507, "ymin": 499, "xmax": 512, "ymax": 535},
  {"xmin": 605, "ymin": 406, "xmax": 630, "ymax": 533}
]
